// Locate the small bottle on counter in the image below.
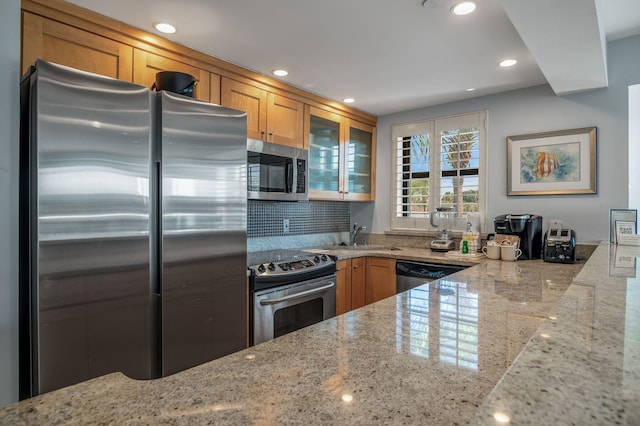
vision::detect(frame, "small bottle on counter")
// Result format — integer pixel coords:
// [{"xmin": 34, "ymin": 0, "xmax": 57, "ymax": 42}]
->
[
  {"xmin": 461, "ymin": 231, "xmax": 480, "ymax": 253},
  {"xmin": 461, "ymin": 239, "xmax": 469, "ymax": 254}
]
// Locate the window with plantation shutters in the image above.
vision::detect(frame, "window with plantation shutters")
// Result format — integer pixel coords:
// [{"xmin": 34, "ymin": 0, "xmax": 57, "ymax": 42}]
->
[{"xmin": 391, "ymin": 111, "xmax": 487, "ymax": 230}]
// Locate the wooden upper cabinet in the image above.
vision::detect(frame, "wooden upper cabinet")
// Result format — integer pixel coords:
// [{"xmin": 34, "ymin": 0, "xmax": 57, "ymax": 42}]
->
[
  {"xmin": 306, "ymin": 105, "xmax": 376, "ymax": 201},
  {"xmin": 209, "ymin": 74, "xmax": 221, "ymax": 105},
  {"xmin": 344, "ymin": 119, "xmax": 376, "ymax": 202},
  {"xmin": 22, "ymin": 12, "xmax": 132, "ymax": 80},
  {"xmin": 221, "ymin": 78, "xmax": 304, "ymax": 148},
  {"xmin": 221, "ymin": 78, "xmax": 267, "ymax": 141},
  {"xmin": 306, "ymin": 106, "xmax": 343, "ymax": 200},
  {"xmin": 266, "ymin": 93, "xmax": 304, "ymax": 148},
  {"xmin": 133, "ymin": 49, "xmax": 211, "ymax": 102}
]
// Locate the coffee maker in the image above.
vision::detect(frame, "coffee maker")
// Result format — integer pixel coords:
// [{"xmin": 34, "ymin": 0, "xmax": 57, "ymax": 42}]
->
[{"xmin": 493, "ymin": 214, "xmax": 543, "ymax": 259}]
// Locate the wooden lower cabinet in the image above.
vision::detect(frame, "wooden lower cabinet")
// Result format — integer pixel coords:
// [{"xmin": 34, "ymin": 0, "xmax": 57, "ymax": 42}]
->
[
  {"xmin": 335, "ymin": 257, "xmax": 366, "ymax": 315},
  {"xmin": 335, "ymin": 260, "xmax": 351, "ymax": 316},
  {"xmin": 365, "ymin": 257, "xmax": 396, "ymax": 305},
  {"xmin": 336, "ymin": 257, "xmax": 394, "ymax": 314},
  {"xmin": 351, "ymin": 258, "xmax": 366, "ymax": 310}
]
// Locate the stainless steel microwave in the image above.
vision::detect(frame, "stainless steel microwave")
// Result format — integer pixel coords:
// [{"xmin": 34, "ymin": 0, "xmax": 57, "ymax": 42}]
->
[{"xmin": 247, "ymin": 139, "xmax": 308, "ymax": 201}]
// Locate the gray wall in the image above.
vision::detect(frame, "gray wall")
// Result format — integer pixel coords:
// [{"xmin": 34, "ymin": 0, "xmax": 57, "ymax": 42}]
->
[
  {"xmin": 630, "ymin": 84, "xmax": 640, "ymax": 214},
  {"xmin": 353, "ymin": 35, "xmax": 640, "ymax": 243},
  {"xmin": 1, "ymin": 0, "xmax": 20, "ymax": 406}
]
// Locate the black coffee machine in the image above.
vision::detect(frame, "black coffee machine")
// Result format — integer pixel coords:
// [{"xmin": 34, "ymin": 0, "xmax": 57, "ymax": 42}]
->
[{"xmin": 493, "ymin": 214, "xmax": 543, "ymax": 259}]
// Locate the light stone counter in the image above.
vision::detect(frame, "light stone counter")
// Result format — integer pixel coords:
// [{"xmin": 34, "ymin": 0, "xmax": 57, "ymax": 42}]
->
[
  {"xmin": 310, "ymin": 245, "xmax": 484, "ymax": 267},
  {"xmin": 471, "ymin": 243, "xmax": 640, "ymax": 425},
  {"xmin": 3, "ymin": 243, "xmax": 637, "ymax": 425}
]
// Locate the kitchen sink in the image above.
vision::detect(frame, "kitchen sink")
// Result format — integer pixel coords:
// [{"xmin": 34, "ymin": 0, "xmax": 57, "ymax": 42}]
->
[{"xmin": 331, "ymin": 245, "xmax": 402, "ymax": 251}]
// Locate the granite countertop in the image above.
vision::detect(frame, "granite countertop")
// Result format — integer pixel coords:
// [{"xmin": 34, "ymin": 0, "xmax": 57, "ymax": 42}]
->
[
  {"xmin": 311, "ymin": 244, "xmax": 485, "ymax": 267},
  {"xmin": 2, "ymin": 243, "xmax": 638, "ymax": 425},
  {"xmin": 471, "ymin": 243, "xmax": 640, "ymax": 425}
]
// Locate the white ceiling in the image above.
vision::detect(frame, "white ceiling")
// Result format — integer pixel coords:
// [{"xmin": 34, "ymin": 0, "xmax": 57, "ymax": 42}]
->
[{"xmin": 66, "ymin": 0, "xmax": 640, "ymax": 116}]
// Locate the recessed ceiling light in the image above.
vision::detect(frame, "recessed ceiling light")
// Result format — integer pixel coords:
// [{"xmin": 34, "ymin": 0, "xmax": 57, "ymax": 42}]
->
[
  {"xmin": 153, "ymin": 22, "xmax": 177, "ymax": 34},
  {"xmin": 342, "ymin": 98, "xmax": 355, "ymax": 104},
  {"xmin": 273, "ymin": 69, "xmax": 288, "ymax": 77},
  {"xmin": 451, "ymin": 2, "xmax": 476, "ymax": 15},
  {"xmin": 465, "ymin": 88, "xmax": 476, "ymax": 92},
  {"xmin": 499, "ymin": 58, "xmax": 518, "ymax": 67}
]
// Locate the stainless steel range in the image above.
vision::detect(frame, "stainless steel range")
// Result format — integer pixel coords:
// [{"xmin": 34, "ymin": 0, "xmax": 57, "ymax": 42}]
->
[{"xmin": 248, "ymin": 250, "xmax": 336, "ymax": 345}]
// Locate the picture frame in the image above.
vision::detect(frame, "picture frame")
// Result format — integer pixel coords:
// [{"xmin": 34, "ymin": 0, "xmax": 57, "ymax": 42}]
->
[
  {"xmin": 615, "ymin": 220, "xmax": 636, "ymax": 243},
  {"xmin": 507, "ymin": 127, "xmax": 597, "ymax": 196},
  {"xmin": 609, "ymin": 209, "xmax": 637, "ymax": 243}
]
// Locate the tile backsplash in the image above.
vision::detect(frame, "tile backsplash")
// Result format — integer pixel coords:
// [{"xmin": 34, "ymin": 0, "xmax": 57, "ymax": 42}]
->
[{"xmin": 248, "ymin": 200, "xmax": 350, "ymax": 238}]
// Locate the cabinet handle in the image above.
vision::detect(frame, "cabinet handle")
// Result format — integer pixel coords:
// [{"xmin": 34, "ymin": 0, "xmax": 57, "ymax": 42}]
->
[
  {"xmin": 261, "ymin": 130, "xmax": 266, "ymax": 141},
  {"xmin": 353, "ymin": 265, "xmax": 360, "ymax": 269}
]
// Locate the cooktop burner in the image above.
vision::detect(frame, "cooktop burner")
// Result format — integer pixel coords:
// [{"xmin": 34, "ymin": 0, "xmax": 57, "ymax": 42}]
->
[{"xmin": 247, "ymin": 249, "xmax": 336, "ymax": 288}]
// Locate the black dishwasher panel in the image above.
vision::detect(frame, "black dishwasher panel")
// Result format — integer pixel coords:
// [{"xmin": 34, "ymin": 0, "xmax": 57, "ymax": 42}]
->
[{"xmin": 396, "ymin": 261, "xmax": 467, "ymax": 293}]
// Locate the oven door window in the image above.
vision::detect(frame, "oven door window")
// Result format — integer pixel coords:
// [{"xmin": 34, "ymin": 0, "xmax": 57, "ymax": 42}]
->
[
  {"xmin": 248, "ymin": 152, "xmax": 292, "ymax": 193},
  {"xmin": 273, "ymin": 298, "xmax": 323, "ymax": 338}
]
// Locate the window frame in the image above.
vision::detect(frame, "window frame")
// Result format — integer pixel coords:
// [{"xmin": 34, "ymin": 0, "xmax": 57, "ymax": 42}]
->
[{"xmin": 390, "ymin": 110, "xmax": 487, "ymax": 231}]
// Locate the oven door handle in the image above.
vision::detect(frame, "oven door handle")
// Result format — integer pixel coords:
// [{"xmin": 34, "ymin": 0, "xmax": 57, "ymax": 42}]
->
[{"xmin": 259, "ymin": 282, "xmax": 335, "ymax": 305}]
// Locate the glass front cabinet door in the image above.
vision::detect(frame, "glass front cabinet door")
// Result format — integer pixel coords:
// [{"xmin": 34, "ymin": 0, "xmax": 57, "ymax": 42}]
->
[
  {"xmin": 346, "ymin": 120, "xmax": 375, "ymax": 200},
  {"xmin": 305, "ymin": 106, "xmax": 376, "ymax": 201},
  {"xmin": 307, "ymin": 107, "xmax": 341, "ymax": 198}
]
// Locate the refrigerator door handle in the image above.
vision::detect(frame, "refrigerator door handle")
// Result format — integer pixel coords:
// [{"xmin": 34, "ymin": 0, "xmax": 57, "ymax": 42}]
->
[
  {"xmin": 152, "ymin": 160, "xmax": 162, "ymax": 296},
  {"xmin": 259, "ymin": 282, "xmax": 335, "ymax": 305}
]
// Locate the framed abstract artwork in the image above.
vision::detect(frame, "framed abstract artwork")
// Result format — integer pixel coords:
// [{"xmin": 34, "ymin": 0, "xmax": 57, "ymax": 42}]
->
[{"xmin": 507, "ymin": 127, "xmax": 597, "ymax": 195}]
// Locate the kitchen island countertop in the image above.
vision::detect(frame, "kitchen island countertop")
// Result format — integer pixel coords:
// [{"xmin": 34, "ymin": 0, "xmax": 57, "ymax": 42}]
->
[{"xmin": 2, "ymin": 243, "xmax": 639, "ymax": 425}]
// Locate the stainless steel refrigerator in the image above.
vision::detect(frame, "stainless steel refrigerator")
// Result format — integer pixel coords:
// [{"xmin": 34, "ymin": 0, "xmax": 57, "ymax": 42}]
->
[{"xmin": 19, "ymin": 60, "xmax": 248, "ymax": 398}]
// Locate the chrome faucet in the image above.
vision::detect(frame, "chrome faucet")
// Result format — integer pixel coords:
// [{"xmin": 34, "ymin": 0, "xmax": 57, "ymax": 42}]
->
[{"xmin": 351, "ymin": 223, "xmax": 366, "ymax": 246}]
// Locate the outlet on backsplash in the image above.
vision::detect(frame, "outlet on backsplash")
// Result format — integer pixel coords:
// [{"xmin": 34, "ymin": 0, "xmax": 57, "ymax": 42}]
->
[{"xmin": 283, "ymin": 218, "xmax": 290, "ymax": 233}]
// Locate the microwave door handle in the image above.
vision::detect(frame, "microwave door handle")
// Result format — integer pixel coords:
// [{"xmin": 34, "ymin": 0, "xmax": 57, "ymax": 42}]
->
[
  {"xmin": 259, "ymin": 283, "xmax": 335, "ymax": 305},
  {"xmin": 285, "ymin": 159, "xmax": 294, "ymax": 193}
]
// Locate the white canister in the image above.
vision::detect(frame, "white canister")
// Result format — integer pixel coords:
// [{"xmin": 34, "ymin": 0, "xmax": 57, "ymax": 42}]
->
[{"xmin": 466, "ymin": 213, "xmax": 481, "ymax": 234}]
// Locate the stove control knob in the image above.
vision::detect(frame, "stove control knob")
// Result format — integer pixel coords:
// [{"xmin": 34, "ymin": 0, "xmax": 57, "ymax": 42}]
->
[
  {"xmin": 268, "ymin": 262, "xmax": 276, "ymax": 271},
  {"xmin": 321, "ymin": 254, "xmax": 328, "ymax": 261},
  {"xmin": 257, "ymin": 264, "xmax": 266, "ymax": 273},
  {"xmin": 314, "ymin": 255, "xmax": 320, "ymax": 263}
]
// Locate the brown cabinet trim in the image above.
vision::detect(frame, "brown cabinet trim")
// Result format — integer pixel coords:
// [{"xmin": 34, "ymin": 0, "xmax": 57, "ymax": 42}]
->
[{"xmin": 22, "ymin": 0, "xmax": 377, "ymax": 126}]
